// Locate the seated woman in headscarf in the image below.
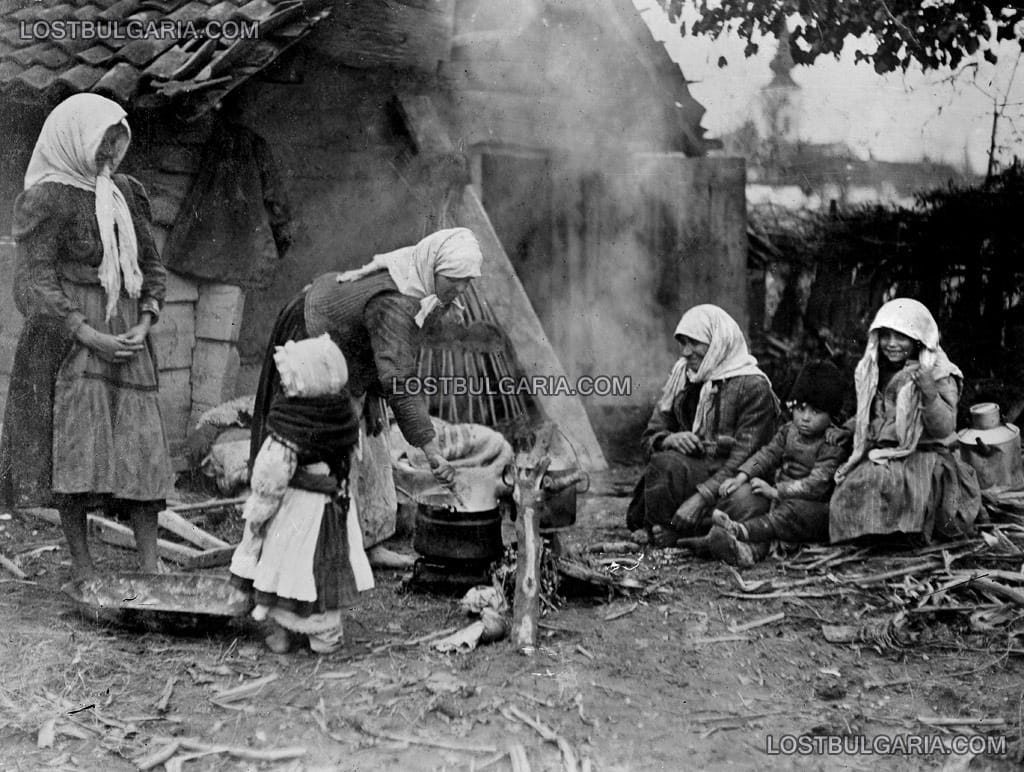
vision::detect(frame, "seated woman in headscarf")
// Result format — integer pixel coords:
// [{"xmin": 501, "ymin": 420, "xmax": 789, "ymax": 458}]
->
[
  {"xmin": 249, "ymin": 228, "xmax": 483, "ymax": 563},
  {"xmin": 231, "ymin": 335, "xmax": 371, "ymax": 654},
  {"xmin": 627, "ymin": 305, "xmax": 780, "ymax": 547},
  {"xmin": 829, "ymin": 298, "xmax": 981, "ymax": 543}
]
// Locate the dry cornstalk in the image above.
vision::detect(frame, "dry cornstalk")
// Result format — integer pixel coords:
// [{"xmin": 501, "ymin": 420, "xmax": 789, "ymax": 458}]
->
[
  {"xmin": 508, "ymin": 743, "xmax": 532, "ymax": 772},
  {"xmin": 345, "ymin": 715, "xmax": 499, "ymax": 753},
  {"xmin": 134, "ymin": 740, "xmax": 180, "ymax": 770},
  {"xmin": 155, "ymin": 676, "xmax": 176, "ymax": 713},
  {"xmin": 502, "ymin": 705, "xmax": 579, "ymax": 772},
  {"xmin": 0, "ymin": 552, "xmax": 27, "ymax": 580},
  {"xmin": 603, "ymin": 602, "xmax": 638, "ymax": 622},
  {"xmin": 728, "ymin": 612, "xmax": 785, "ymax": 634},
  {"xmin": 212, "ymin": 673, "xmax": 278, "ymax": 703},
  {"xmin": 175, "ymin": 739, "xmax": 306, "ymax": 763},
  {"xmin": 916, "ymin": 716, "xmax": 1006, "ymax": 727}
]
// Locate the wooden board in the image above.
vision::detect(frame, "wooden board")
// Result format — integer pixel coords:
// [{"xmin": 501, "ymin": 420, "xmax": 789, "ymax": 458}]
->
[
  {"xmin": 455, "ymin": 186, "xmax": 607, "ymax": 471},
  {"xmin": 306, "ymin": 0, "xmax": 455, "ymax": 72},
  {"xmin": 395, "ymin": 94, "xmax": 453, "ymax": 153}
]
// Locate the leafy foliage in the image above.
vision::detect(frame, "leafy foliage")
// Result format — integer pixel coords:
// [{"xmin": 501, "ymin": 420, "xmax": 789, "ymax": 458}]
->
[
  {"xmin": 662, "ymin": 0, "xmax": 1024, "ymax": 73},
  {"xmin": 751, "ymin": 163, "xmax": 1024, "ymax": 402}
]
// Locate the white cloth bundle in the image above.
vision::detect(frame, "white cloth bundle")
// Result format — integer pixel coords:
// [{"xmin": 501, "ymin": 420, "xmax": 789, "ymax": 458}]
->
[{"xmin": 273, "ymin": 333, "xmax": 348, "ymax": 398}]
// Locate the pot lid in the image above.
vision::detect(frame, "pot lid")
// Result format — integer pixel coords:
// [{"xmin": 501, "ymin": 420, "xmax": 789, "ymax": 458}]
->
[
  {"xmin": 958, "ymin": 422, "xmax": 1020, "ymax": 446},
  {"xmin": 969, "ymin": 402, "xmax": 1002, "ymax": 430}
]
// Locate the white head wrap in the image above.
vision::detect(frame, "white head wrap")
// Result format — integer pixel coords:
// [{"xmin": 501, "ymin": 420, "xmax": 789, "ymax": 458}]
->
[
  {"xmin": 274, "ymin": 334, "xmax": 349, "ymax": 398},
  {"xmin": 848, "ymin": 297, "xmax": 962, "ymax": 465},
  {"xmin": 336, "ymin": 227, "xmax": 483, "ymax": 326},
  {"xmin": 656, "ymin": 304, "xmax": 772, "ymax": 435},
  {"xmin": 25, "ymin": 93, "xmax": 141, "ymax": 323}
]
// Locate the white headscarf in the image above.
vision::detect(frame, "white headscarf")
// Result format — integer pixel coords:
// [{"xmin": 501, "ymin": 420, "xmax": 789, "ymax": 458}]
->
[
  {"xmin": 25, "ymin": 93, "xmax": 142, "ymax": 323},
  {"xmin": 848, "ymin": 297, "xmax": 962, "ymax": 465},
  {"xmin": 274, "ymin": 333, "xmax": 349, "ymax": 398},
  {"xmin": 656, "ymin": 304, "xmax": 771, "ymax": 434},
  {"xmin": 336, "ymin": 227, "xmax": 483, "ymax": 326}
]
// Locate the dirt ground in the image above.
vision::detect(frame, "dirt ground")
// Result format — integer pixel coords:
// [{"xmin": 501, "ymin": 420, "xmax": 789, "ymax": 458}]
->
[{"xmin": 1, "ymin": 466, "xmax": 1022, "ymax": 772}]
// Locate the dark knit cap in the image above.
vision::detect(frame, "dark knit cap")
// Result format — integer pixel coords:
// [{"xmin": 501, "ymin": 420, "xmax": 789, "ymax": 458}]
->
[{"xmin": 788, "ymin": 360, "xmax": 845, "ymax": 419}]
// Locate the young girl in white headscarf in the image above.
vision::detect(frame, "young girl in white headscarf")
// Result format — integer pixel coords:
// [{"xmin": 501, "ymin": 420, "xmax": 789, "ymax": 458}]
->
[
  {"xmin": 249, "ymin": 228, "xmax": 483, "ymax": 565},
  {"xmin": 0, "ymin": 94, "xmax": 173, "ymax": 580},
  {"xmin": 829, "ymin": 298, "xmax": 981, "ymax": 542},
  {"xmin": 626, "ymin": 304, "xmax": 780, "ymax": 547}
]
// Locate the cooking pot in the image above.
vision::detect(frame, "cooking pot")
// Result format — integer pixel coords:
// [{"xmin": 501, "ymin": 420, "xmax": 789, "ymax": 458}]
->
[
  {"xmin": 501, "ymin": 462, "xmax": 589, "ymax": 532},
  {"xmin": 958, "ymin": 402, "xmax": 1024, "ymax": 490},
  {"xmin": 412, "ymin": 492, "xmax": 504, "ymax": 563}
]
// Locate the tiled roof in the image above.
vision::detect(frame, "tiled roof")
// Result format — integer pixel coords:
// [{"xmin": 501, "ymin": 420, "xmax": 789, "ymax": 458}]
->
[{"xmin": 0, "ymin": 0, "xmax": 330, "ymax": 111}]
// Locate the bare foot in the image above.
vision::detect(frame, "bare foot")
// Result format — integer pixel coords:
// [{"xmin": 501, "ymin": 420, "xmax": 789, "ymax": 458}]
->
[
  {"xmin": 706, "ymin": 525, "xmax": 757, "ymax": 568},
  {"xmin": 367, "ymin": 545, "xmax": 416, "ymax": 569},
  {"xmin": 650, "ymin": 525, "xmax": 680, "ymax": 548}
]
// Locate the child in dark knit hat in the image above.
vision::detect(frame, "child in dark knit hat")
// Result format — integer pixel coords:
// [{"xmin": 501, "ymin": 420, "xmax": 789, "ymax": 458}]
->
[{"xmin": 706, "ymin": 359, "xmax": 852, "ymax": 567}]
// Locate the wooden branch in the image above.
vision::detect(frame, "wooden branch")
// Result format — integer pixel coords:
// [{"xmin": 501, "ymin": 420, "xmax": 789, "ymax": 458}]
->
[
  {"xmin": 0, "ymin": 552, "xmax": 27, "ymax": 580},
  {"xmin": 157, "ymin": 509, "xmax": 230, "ymax": 550}
]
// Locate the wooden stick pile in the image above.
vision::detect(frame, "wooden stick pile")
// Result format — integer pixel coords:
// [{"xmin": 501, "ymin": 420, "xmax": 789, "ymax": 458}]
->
[{"xmin": 417, "ymin": 282, "xmax": 530, "ymax": 427}]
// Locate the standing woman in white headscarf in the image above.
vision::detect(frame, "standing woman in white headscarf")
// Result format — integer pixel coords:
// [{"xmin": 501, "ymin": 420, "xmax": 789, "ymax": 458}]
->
[
  {"xmin": 829, "ymin": 298, "xmax": 980, "ymax": 543},
  {"xmin": 627, "ymin": 305, "xmax": 780, "ymax": 547},
  {"xmin": 0, "ymin": 94, "xmax": 173, "ymax": 580},
  {"xmin": 249, "ymin": 228, "xmax": 483, "ymax": 564}
]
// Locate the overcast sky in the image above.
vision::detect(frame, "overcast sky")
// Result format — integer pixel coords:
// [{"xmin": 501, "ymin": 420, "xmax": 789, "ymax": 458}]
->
[{"xmin": 636, "ymin": 2, "xmax": 1024, "ymax": 175}]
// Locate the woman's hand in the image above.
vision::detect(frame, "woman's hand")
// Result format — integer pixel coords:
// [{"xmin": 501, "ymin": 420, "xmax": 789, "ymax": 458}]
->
[
  {"xmin": 118, "ymin": 314, "xmax": 152, "ymax": 348},
  {"xmin": 662, "ymin": 431, "xmax": 702, "ymax": 456},
  {"xmin": 912, "ymin": 366, "xmax": 939, "ymax": 401},
  {"xmin": 670, "ymin": 493, "xmax": 709, "ymax": 533},
  {"xmin": 749, "ymin": 477, "xmax": 779, "ymax": 501},
  {"xmin": 427, "ymin": 453, "xmax": 456, "ymax": 485},
  {"xmin": 834, "ymin": 461, "xmax": 852, "ymax": 485},
  {"xmin": 76, "ymin": 324, "xmax": 141, "ymax": 363},
  {"xmin": 719, "ymin": 472, "xmax": 748, "ymax": 497}
]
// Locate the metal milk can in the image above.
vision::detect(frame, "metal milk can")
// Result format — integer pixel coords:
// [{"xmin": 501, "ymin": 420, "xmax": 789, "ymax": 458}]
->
[{"xmin": 957, "ymin": 402, "xmax": 1024, "ymax": 490}]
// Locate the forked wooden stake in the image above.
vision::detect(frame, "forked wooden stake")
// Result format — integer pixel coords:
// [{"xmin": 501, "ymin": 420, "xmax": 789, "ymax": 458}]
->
[{"xmin": 512, "ymin": 423, "xmax": 557, "ymax": 654}]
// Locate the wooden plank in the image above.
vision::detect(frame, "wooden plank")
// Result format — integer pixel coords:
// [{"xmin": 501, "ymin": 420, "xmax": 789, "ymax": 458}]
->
[
  {"xmin": 158, "ymin": 367, "xmax": 192, "ymax": 444},
  {"xmin": 180, "ymin": 546, "xmax": 236, "ymax": 570},
  {"xmin": 151, "ymin": 301, "xmax": 196, "ymax": 370},
  {"xmin": 165, "ymin": 270, "xmax": 200, "ymax": 303},
  {"xmin": 191, "ymin": 340, "xmax": 241, "ymax": 408},
  {"xmin": 395, "ymin": 94, "xmax": 453, "ymax": 153},
  {"xmin": 305, "ymin": 0, "xmax": 455, "ymax": 71},
  {"xmin": 455, "ymin": 186, "xmax": 607, "ymax": 471},
  {"xmin": 24, "ymin": 508, "xmax": 202, "ymax": 564},
  {"xmin": 157, "ymin": 509, "xmax": 230, "ymax": 550},
  {"xmin": 195, "ymin": 284, "xmax": 245, "ymax": 342}
]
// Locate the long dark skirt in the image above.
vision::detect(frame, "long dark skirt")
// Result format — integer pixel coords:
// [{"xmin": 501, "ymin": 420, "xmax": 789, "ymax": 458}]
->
[
  {"xmin": 626, "ymin": 451, "xmax": 715, "ymax": 534},
  {"xmin": 249, "ymin": 290, "xmax": 308, "ymax": 467}
]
